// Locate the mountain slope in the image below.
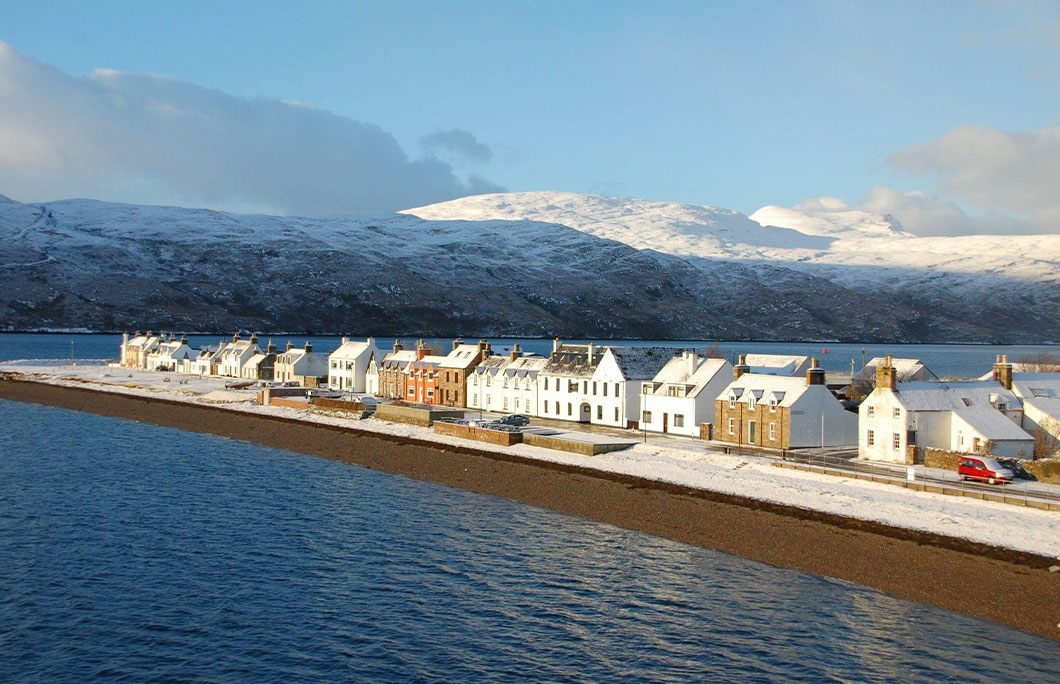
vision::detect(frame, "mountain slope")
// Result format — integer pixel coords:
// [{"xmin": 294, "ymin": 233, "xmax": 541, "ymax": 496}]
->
[{"xmin": 0, "ymin": 193, "xmax": 1056, "ymax": 341}]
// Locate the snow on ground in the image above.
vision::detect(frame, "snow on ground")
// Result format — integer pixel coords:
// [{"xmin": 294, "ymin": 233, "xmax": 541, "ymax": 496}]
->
[{"xmin": 4, "ymin": 361, "xmax": 1059, "ymax": 557}]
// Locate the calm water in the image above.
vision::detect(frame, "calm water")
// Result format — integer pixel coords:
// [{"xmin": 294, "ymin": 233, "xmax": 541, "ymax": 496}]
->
[
  {"xmin": 1, "ymin": 399, "xmax": 1058, "ymax": 682},
  {"xmin": 2, "ymin": 333, "xmax": 1058, "ymax": 378}
]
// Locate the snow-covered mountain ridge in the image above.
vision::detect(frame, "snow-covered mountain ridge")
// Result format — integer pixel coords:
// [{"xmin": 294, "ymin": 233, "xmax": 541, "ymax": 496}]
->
[{"xmin": 1, "ymin": 192, "xmax": 1057, "ymax": 341}]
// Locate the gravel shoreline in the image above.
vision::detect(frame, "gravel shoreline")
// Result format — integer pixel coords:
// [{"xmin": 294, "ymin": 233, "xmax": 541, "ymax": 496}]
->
[{"xmin": 2, "ymin": 378, "xmax": 1058, "ymax": 642}]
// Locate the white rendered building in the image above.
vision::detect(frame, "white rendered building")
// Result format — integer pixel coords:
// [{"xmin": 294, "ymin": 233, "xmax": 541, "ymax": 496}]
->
[{"xmin": 640, "ymin": 352, "xmax": 732, "ymax": 437}]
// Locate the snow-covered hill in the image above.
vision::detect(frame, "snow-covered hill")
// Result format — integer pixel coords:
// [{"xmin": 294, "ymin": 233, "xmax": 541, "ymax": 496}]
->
[{"xmin": 1, "ymin": 191, "xmax": 1057, "ymax": 341}]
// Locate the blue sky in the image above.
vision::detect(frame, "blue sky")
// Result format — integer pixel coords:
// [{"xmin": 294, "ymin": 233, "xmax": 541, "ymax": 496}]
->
[{"xmin": 1, "ymin": 1, "xmax": 1058, "ymax": 233}]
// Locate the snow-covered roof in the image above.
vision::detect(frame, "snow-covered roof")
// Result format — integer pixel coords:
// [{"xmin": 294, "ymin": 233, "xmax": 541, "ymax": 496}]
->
[
  {"xmin": 606, "ymin": 346, "xmax": 681, "ymax": 380},
  {"xmin": 647, "ymin": 355, "xmax": 730, "ymax": 398},
  {"xmin": 855, "ymin": 357, "xmax": 937, "ymax": 382},
  {"xmin": 330, "ymin": 339, "xmax": 374, "ymax": 360},
  {"xmin": 722, "ymin": 373, "xmax": 812, "ymax": 407},
  {"xmin": 895, "ymin": 380, "xmax": 1018, "ymax": 412},
  {"xmin": 743, "ymin": 354, "xmax": 810, "ymax": 377},
  {"xmin": 541, "ymin": 344, "xmax": 600, "ymax": 378},
  {"xmin": 405, "ymin": 355, "xmax": 448, "ymax": 371},
  {"xmin": 439, "ymin": 344, "xmax": 484, "ymax": 369},
  {"xmin": 951, "ymin": 406, "xmax": 1032, "ymax": 442},
  {"xmin": 1012, "ymin": 373, "xmax": 1060, "ymax": 421}
]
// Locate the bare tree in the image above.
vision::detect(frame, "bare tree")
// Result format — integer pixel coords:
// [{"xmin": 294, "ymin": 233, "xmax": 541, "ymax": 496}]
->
[
  {"xmin": 1032, "ymin": 417, "xmax": 1060, "ymax": 458},
  {"xmin": 704, "ymin": 343, "xmax": 725, "ymax": 359},
  {"xmin": 1015, "ymin": 352, "xmax": 1060, "ymax": 373}
]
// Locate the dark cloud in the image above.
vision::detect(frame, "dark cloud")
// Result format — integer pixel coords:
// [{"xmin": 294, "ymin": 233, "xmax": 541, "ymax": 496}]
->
[{"xmin": 419, "ymin": 128, "xmax": 494, "ymax": 164}]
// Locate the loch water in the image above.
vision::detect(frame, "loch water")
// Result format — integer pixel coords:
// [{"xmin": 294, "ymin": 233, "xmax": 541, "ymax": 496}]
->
[{"xmin": 1, "ymin": 399, "xmax": 1058, "ymax": 682}]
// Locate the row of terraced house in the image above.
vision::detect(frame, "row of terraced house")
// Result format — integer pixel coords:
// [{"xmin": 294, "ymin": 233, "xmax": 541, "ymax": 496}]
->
[{"xmin": 119, "ymin": 332, "xmax": 1060, "ymax": 461}]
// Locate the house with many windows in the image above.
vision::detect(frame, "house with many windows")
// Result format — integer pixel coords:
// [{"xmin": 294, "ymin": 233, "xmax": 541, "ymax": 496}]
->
[
  {"xmin": 403, "ymin": 351, "xmax": 449, "ymax": 404},
  {"xmin": 640, "ymin": 352, "xmax": 732, "ymax": 437},
  {"xmin": 327, "ymin": 337, "xmax": 380, "ymax": 392},
  {"xmin": 120, "ymin": 331, "xmax": 161, "ymax": 369},
  {"xmin": 467, "ymin": 346, "xmax": 546, "ymax": 416},
  {"xmin": 273, "ymin": 341, "xmax": 329, "ymax": 387},
  {"xmin": 438, "ymin": 339, "xmax": 492, "ymax": 407},
  {"xmin": 217, "ymin": 333, "xmax": 261, "ymax": 378},
  {"xmin": 858, "ymin": 356, "xmax": 1031, "ymax": 463},
  {"xmin": 367, "ymin": 340, "xmax": 436, "ymax": 399},
  {"xmin": 241, "ymin": 339, "xmax": 278, "ymax": 381},
  {"xmin": 145, "ymin": 334, "xmax": 195, "ymax": 371},
  {"xmin": 715, "ymin": 356, "xmax": 857, "ymax": 449}
]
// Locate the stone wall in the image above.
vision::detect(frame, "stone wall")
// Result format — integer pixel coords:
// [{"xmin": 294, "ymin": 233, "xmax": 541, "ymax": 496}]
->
[
  {"xmin": 433, "ymin": 421, "xmax": 523, "ymax": 446},
  {"xmin": 309, "ymin": 397, "xmax": 366, "ymax": 412},
  {"xmin": 714, "ymin": 399, "xmax": 789, "ymax": 449},
  {"xmin": 925, "ymin": 447, "xmax": 1060, "ymax": 483},
  {"xmin": 924, "ymin": 448, "xmax": 963, "ymax": 470},
  {"xmin": 375, "ymin": 403, "xmax": 464, "ymax": 427}
]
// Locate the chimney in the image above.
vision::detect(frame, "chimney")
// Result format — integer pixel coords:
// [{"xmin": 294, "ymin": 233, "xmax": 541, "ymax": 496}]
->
[
  {"xmin": 552, "ymin": 337, "xmax": 561, "ymax": 354},
  {"xmin": 393, "ymin": 339, "xmax": 403, "ymax": 354},
  {"xmin": 452, "ymin": 337, "xmax": 463, "ymax": 351},
  {"xmin": 416, "ymin": 339, "xmax": 428, "ymax": 360},
  {"xmin": 587, "ymin": 342, "xmax": 596, "ymax": 360},
  {"xmin": 875, "ymin": 355, "xmax": 897, "ymax": 391},
  {"xmin": 341, "ymin": 336, "xmax": 349, "ymax": 345},
  {"xmin": 806, "ymin": 357, "xmax": 826, "ymax": 386},
  {"xmin": 180, "ymin": 335, "xmax": 187, "ymax": 345},
  {"xmin": 367, "ymin": 337, "xmax": 376, "ymax": 350},
  {"xmin": 267, "ymin": 338, "xmax": 277, "ymax": 354},
  {"xmin": 509, "ymin": 343, "xmax": 521, "ymax": 362},
  {"xmin": 286, "ymin": 341, "xmax": 294, "ymax": 352},
  {"xmin": 304, "ymin": 341, "xmax": 313, "ymax": 353},
  {"xmin": 994, "ymin": 354, "xmax": 1013, "ymax": 390},
  {"xmin": 687, "ymin": 350, "xmax": 697, "ymax": 376},
  {"xmin": 733, "ymin": 354, "xmax": 750, "ymax": 380},
  {"xmin": 249, "ymin": 333, "xmax": 258, "ymax": 345}
]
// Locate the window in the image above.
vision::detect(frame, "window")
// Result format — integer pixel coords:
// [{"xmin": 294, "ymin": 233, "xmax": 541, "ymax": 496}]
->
[
  {"xmin": 867, "ymin": 406, "xmax": 875, "ymax": 417},
  {"xmin": 408, "ymin": 387, "xmax": 414, "ymax": 395},
  {"xmin": 867, "ymin": 430, "xmax": 875, "ymax": 446},
  {"xmin": 728, "ymin": 397, "xmax": 736, "ymax": 409},
  {"xmin": 674, "ymin": 414, "xmax": 684, "ymax": 428},
  {"xmin": 567, "ymin": 403, "xmax": 572, "ymax": 416},
  {"xmin": 748, "ymin": 396, "xmax": 757, "ymax": 410},
  {"xmin": 892, "ymin": 407, "xmax": 901, "ymax": 419},
  {"xmin": 728, "ymin": 417, "xmax": 735, "ymax": 435},
  {"xmin": 643, "ymin": 410, "xmax": 653, "ymax": 423},
  {"xmin": 472, "ymin": 393, "xmax": 477, "ymax": 404},
  {"xmin": 503, "ymin": 397, "xmax": 508, "ymax": 410},
  {"xmin": 597, "ymin": 405, "xmax": 602, "ymax": 419},
  {"xmin": 996, "ymin": 402, "xmax": 1007, "ymax": 412},
  {"xmin": 593, "ymin": 382, "xmax": 597, "ymax": 395},
  {"xmin": 769, "ymin": 399, "xmax": 777, "ymax": 412},
  {"xmin": 892, "ymin": 433, "xmax": 901, "ymax": 450},
  {"xmin": 427, "ymin": 372, "xmax": 433, "ymax": 380},
  {"xmin": 603, "ymin": 384, "xmax": 608, "ymax": 397},
  {"xmin": 555, "ymin": 401, "xmax": 560, "ymax": 414},
  {"xmin": 768, "ymin": 422, "xmax": 776, "ymax": 440},
  {"xmin": 615, "ymin": 407, "xmax": 619, "ymax": 422},
  {"xmin": 544, "ymin": 378, "xmax": 549, "ymax": 391},
  {"xmin": 582, "ymin": 381, "xmax": 588, "ymax": 394},
  {"xmin": 614, "ymin": 383, "xmax": 620, "ymax": 396}
]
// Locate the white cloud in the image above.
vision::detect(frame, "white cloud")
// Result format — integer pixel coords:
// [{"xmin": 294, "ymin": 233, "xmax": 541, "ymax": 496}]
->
[
  {"xmin": 889, "ymin": 125, "xmax": 1060, "ymax": 234},
  {"xmin": 419, "ymin": 128, "xmax": 494, "ymax": 164},
  {"xmin": 0, "ymin": 42, "xmax": 502, "ymax": 215}
]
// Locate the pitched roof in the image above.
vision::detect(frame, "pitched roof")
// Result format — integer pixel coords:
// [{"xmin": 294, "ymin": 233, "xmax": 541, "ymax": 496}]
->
[
  {"xmin": 723, "ymin": 373, "xmax": 812, "ymax": 407},
  {"xmin": 856, "ymin": 357, "xmax": 937, "ymax": 382},
  {"xmin": 951, "ymin": 406, "xmax": 1032, "ymax": 441},
  {"xmin": 330, "ymin": 339, "xmax": 374, "ymax": 360},
  {"xmin": 606, "ymin": 346, "xmax": 682, "ymax": 380},
  {"xmin": 648, "ymin": 355, "xmax": 730, "ymax": 398},
  {"xmin": 1012, "ymin": 373, "xmax": 1060, "ymax": 421},
  {"xmin": 743, "ymin": 353, "xmax": 809, "ymax": 376},
  {"xmin": 894, "ymin": 380, "xmax": 1018, "ymax": 412},
  {"xmin": 541, "ymin": 344, "xmax": 600, "ymax": 378},
  {"xmin": 439, "ymin": 344, "xmax": 485, "ymax": 369}
]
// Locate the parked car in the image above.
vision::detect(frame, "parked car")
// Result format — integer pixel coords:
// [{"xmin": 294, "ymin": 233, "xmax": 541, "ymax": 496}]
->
[
  {"xmin": 499, "ymin": 414, "xmax": 531, "ymax": 427},
  {"xmin": 957, "ymin": 456, "xmax": 1014, "ymax": 484}
]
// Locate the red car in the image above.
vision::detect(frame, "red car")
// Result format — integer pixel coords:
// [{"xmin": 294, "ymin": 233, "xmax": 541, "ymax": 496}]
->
[{"xmin": 957, "ymin": 456, "xmax": 1014, "ymax": 484}]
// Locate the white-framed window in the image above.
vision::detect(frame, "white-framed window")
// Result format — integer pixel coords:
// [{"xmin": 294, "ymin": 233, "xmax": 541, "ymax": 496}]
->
[
  {"xmin": 893, "ymin": 433, "xmax": 901, "ymax": 450},
  {"xmin": 614, "ymin": 383, "xmax": 620, "ymax": 396},
  {"xmin": 867, "ymin": 406, "xmax": 876, "ymax": 417},
  {"xmin": 892, "ymin": 407, "xmax": 901, "ymax": 419},
  {"xmin": 728, "ymin": 397, "xmax": 736, "ymax": 409},
  {"xmin": 604, "ymin": 384, "xmax": 608, "ymax": 397},
  {"xmin": 503, "ymin": 397, "xmax": 508, "ymax": 410},
  {"xmin": 544, "ymin": 378, "xmax": 549, "ymax": 391},
  {"xmin": 728, "ymin": 417, "xmax": 735, "ymax": 435},
  {"xmin": 597, "ymin": 405, "xmax": 603, "ymax": 419},
  {"xmin": 593, "ymin": 382, "xmax": 597, "ymax": 395},
  {"xmin": 643, "ymin": 410, "xmax": 653, "ymax": 423},
  {"xmin": 615, "ymin": 407, "xmax": 619, "ymax": 422},
  {"xmin": 867, "ymin": 430, "xmax": 875, "ymax": 446},
  {"xmin": 408, "ymin": 387, "xmax": 414, "ymax": 395},
  {"xmin": 567, "ymin": 403, "xmax": 572, "ymax": 416},
  {"xmin": 769, "ymin": 422, "xmax": 776, "ymax": 440},
  {"xmin": 769, "ymin": 399, "xmax": 777, "ymax": 412},
  {"xmin": 748, "ymin": 396, "xmax": 756, "ymax": 410},
  {"xmin": 674, "ymin": 414, "xmax": 684, "ymax": 428}
]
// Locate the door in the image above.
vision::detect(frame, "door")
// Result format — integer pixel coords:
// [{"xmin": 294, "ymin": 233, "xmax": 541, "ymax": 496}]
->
[
  {"xmin": 579, "ymin": 403, "xmax": 591, "ymax": 423},
  {"xmin": 662, "ymin": 413, "xmax": 668, "ymax": 433},
  {"xmin": 748, "ymin": 420, "xmax": 757, "ymax": 444}
]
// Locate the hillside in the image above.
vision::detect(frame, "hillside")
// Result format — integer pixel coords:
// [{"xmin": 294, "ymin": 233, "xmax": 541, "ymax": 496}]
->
[{"xmin": 0, "ymin": 193, "xmax": 1057, "ymax": 341}]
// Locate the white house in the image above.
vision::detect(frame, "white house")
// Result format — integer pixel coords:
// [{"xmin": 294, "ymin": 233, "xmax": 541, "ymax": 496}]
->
[
  {"xmin": 592, "ymin": 346, "xmax": 682, "ymax": 428},
  {"xmin": 716, "ymin": 358, "xmax": 858, "ymax": 449},
  {"xmin": 1009, "ymin": 372, "xmax": 1060, "ymax": 457},
  {"xmin": 145, "ymin": 335, "xmax": 195, "ymax": 371},
  {"xmin": 640, "ymin": 352, "xmax": 732, "ymax": 437},
  {"xmin": 328, "ymin": 337, "xmax": 379, "ymax": 392},
  {"xmin": 366, "ymin": 343, "xmax": 419, "ymax": 398},
  {"xmin": 467, "ymin": 349, "xmax": 547, "ymax": 416},
  {"xmin": 273, "ymin": 341, "xmax": 329, "ymax": 386},
  {"xmin": 217, "ymin": 333, "xmax": 261, "ymax": 378},
  {"xmin": 536, "ymin": 341, "xmax": 604, "ymax": 423},
  {"xmin": 858, "ymin": 357, "xmax": 1031, "ymax": 463},
  {"xmin": 743, "ymin": 353, "xmax": 811, "ymax": 377},
  {"xmin": 120, "ymin": 331, "xmax": 161, "ymax": 369}
]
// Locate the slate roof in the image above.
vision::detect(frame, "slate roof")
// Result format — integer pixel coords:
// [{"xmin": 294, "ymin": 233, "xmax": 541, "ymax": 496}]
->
[
  {"xmin": 647, "ymin": 355, "xmax": 729, "ymax": 398},
  {"xmin": 723, "ymin": 373, "xmax": 812, "ymax": 407},
  {"xmin": 855, "ymin": 357, "xmax": 937, "ymax": 382},
  {"xmin": 743, "ymin": 354, "xmax": 809, "ymax": 376},
  {"xmin": 607, "ymin": 346, "xmax": 682, "ymax": 380},
  {"xmin": 952, "ymin": 406, "xmax": 1032, "ymax": 441},
  {"xmin": 895, "ymin": 381, "xmax": 1019, "ymax": 412}
]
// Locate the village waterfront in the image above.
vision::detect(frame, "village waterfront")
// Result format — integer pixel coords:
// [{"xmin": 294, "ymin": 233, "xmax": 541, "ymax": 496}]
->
[
  {"xmin": 3, "ymin": 332, "xmax": 1058, "ymax": 376},
  {"xmin": 2, "ymin": 397, "xmax": 1060, "ymax": 681}
]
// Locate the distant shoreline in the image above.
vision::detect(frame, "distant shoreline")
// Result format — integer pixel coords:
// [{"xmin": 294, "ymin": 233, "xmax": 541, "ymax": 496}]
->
[
  {"xmin": 1, "ymin": 330, "xmax": 1058, "ymax": 347},
  {"xmin": 1, "ymin": 377, "xmax": 1058, "ymax": 641}
]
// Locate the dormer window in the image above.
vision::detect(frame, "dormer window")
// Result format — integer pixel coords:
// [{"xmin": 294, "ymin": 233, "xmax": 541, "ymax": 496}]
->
[
  {"xmin": 747, "ymin": 396, "xmax": 756, "ymax": 410},
  {"xmin": 728, "ymin": 396, "xmax": 736, "ymax": 409},
  {"xmin": 769, "ymin": 399, "xmax": 777, "ymax": 412}
]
